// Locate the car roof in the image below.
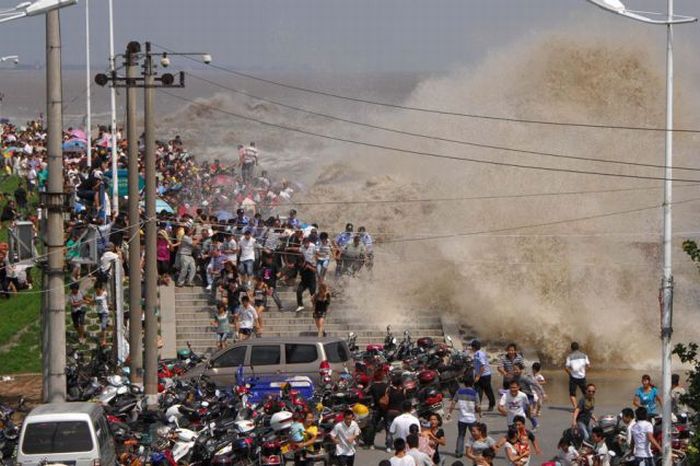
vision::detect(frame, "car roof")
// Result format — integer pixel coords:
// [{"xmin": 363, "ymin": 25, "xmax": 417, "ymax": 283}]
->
[
  {"xmin": 209, "ymin": 336, "xmax": 346, "ymax": 359},
  {"xmin": 27, "ymin": 402, "xmax": 100, "ymax": 418}
]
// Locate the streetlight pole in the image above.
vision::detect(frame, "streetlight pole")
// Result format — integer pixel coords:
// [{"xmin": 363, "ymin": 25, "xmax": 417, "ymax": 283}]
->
[
  {"xmin": 660, "ymin": 3, "xmax": 674, "ymax": 465},
  {"xmin": 584, "ymin": 2, "xmax": 695, "ymax": 465},
  {"xmin": 125, "ymin": 41, "xmax": 142, "ymax": 384},
  {"xmin": 84, "ymin": 0, "xmax": 91, "ymax": 167},
  {"xmin": 44, "ymin": 7, "xmax": 66, "ymax": 402},
  {"xmin": 108, "ymin": 0, "xmax": 118, "ymax": 214}
]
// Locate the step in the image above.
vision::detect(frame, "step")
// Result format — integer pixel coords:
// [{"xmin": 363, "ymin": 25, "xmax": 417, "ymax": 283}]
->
[
  {"xmin": 174, "ymin": 314, "xmax": 442, "ymax": 325},
  {"xmin": 175, "ymin": 323, "xmax": 442, "ymax": 332}
]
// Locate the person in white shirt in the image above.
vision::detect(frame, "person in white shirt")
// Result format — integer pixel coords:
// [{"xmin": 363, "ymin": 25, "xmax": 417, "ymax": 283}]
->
[
  {"xmin": 331, "ymin": 409, "xmax": 361, "ymax": 466},
  {"xmin": 591, "ymin": 427, "xmax": 611, "ymax": 466},
  {"xmin": 630, "ymin": 407, "xmax": 661, "ymax": 466},
  {"xmin": 564, "ymin": 341, "xmax": 591, "ymax": 409},
  {"xmin": 390, "ymin": 438, "xmax": 417, "ymax": 466},
  {"xmin": 237, "ymin": 229, "xmax": 256, "ymax": 286},
  {"xmin": 390, "ymin": 401, "xmax": 421, "ymax": 444},
  {"xmin": 498, "ymin": 380, "xmax": 529, "ymax": 427},
  {"xmin": 98, "ymin": 242, "xmax": 120, "ymax": 286},
  {"xmin": 234, "ymin": 296, "xmax": 258, "ymax": 341},
  {"xmin": 406, "ymin": 434, "xmax": 432, "ymax": 466},
  {"xmin": 223, "ymin": 234, "xmax": 238, "ymax": 266}
]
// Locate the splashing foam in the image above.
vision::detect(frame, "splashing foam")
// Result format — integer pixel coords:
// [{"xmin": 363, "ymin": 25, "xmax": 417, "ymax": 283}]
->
[
  {"xmin": 297, "ymin": 34, "xmax": 700, "ymax": 368},
  {"xmin": 162, "ymin": 31, "xmax": 700, "ymax": 367}
]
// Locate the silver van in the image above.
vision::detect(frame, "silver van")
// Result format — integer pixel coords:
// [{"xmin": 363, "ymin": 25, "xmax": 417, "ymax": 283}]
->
[
  {"xmin": 186, "ymin": 336, "xmax": 351, "ymax": 387},
  {"xmin": 17, "ymin": 402, "xmax": 116, "ymax": 466}
]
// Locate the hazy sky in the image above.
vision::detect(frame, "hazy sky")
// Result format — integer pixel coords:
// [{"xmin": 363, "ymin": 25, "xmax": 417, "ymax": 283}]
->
[{"xmin": 0, "ymin": 0, "xmax": 698, "ymax": 72}]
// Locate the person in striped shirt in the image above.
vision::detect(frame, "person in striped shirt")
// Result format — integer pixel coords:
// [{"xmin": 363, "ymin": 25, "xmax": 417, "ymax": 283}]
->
[
  {"xmin": 498, "ymin": 343, "xmax": 525, "ymax": 389},
  {"xmin": 447, "ymin": 376, "xmax": 480, "ymax": 458}
]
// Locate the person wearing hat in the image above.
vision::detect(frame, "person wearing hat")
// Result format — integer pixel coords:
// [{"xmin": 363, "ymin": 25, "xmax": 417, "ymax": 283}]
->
[
  {"xmin": 470, "ymin": 340, "xmax": 495, "ymax": 411},
  {"xmin": 174, "ymin": 226, "xmax": 197, "ymax": 287}
]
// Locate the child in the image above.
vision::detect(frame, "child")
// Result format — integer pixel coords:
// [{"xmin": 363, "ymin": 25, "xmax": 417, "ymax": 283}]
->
[
  {"xmin": 503, "ymin": 428, "xmax": 529, "ymax": 466},
  {"xmin": 532, "ymin": 362, "xmax": 546, "ymax": 417},
  {"xmin": 93, "ymin": 282, "xmax": 110, "ymax": 346},
  {"xmin": 211, "ymin": 301, "xmax": 231, "ymax": 349},
  {"xmin": 554, "ymin": 437, "xmax": 579, "ymax": 466},
  {"xmin": 251, "ymin": 276, "xmax": 268, "ymax": 337}
]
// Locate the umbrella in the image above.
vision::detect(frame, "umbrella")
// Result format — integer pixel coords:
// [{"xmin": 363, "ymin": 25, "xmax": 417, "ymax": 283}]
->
[
  {"xmin": 215, "ymin": 210, "xmax": 234, "ymax": 222},
  {"xmin": 211, "ymin": 174, "xmax": 235, "ymax": 187},
  {"xmin": 156, "ymin": 199, "xmax": 174, "ymax": 214},
  {"xmin": 139, "ymin": 198, "xmax": 174, "ymax": 214},
  {"xmin": 62, "ymin": 140, "xmax": 86, "ymax": 152},
  {"xmin": 68, "ymin": 129, "xmax": 87, "ymax": 142}
]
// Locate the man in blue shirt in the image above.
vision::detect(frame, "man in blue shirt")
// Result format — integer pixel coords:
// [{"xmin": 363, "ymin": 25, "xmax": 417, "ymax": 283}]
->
[{"xmin": 470, "ymin": 340, "xmax": 495, "ymax": 411}]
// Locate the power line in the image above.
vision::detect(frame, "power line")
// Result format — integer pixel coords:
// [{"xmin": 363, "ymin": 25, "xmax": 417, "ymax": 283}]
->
[
  {"xmin": 381, "ymin": 196, "xmax": 700, "ymax": 245},
  {"xmin": 186, "ymin": 72, "xmax": 700, "ymax": 173},
  {"xmin": 158, "ymin": 90, "xmax": 700, "ymax": 184},
  {"xmin": 152, "ymin": 43, "xmax": 700, "ymax": 135},
  {"xmin": 259, "ymin": 184, "xmax": 700, "ymax": 207}
]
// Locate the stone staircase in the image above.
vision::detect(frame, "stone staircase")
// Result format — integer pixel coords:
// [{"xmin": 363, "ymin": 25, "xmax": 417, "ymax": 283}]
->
[{"xmin": 175, "ymin": 284, "xmax": 445, "ymax": 356}]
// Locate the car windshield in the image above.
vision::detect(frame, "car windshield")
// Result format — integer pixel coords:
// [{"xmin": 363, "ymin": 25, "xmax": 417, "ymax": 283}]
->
[
  {"xmin": 324, "ymin": 342, "xmax": 350, "ymax": 363},
  {"xmin": 22, "ymin": 420, "xmax": 94, "ymax": 454}
]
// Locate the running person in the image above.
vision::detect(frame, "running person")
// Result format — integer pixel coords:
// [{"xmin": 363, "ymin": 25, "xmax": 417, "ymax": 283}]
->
[
  {"xmin": 564, "ymin": 342, "xmax": 590, "ymax": 409},
  {"xmin": 315, "ymin": 232, "xmax": 332, "ymax": 283},
  {"xmin": 234, "ymin": 295, "xmax": 259, "ymax": 341},
  {"xmin": 470, "ymin": 339, "xmax": 496, "ymax": 411},
  {"xmin": 633, "ymin": 374, "xmax": 662, "ymax": 416},
  {"xmin": 498, "ymin": 343, "xmax": 525, "ymax": 390},
  {"xmin": 312, "ymin": 283, "xmax": 331, "ymax": 337},
  {"xmin": 211, "ymin": 301, "xmax": 231, "ymax": 348}
]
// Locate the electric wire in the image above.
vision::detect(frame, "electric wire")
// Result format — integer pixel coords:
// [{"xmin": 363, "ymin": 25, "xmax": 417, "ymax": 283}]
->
[
  {"xmin": 185, "ymin": 72, "xmax": 700, "ymax": 172},
  {"xmin": 158, "ymin": 90, "xmax": 700, "ymax": 184},
  {"xmin": 152, "ymin": 42, "xmax": 700, "ymax": 135},
  {"xmin": 381, "ymin": 197, "xmax": 700, "ymax": 245}
]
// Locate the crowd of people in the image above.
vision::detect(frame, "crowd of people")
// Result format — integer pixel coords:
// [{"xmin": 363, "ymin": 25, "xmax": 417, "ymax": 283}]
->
[
  {"xmin": 317, "ymin": 340, "xmax": 691, "ymax": 466},
  {"xmin": 0, "ymin": 118, "xmax": 377, "ymax": 341},
  {"xmin": 2, "ymin": 119, "xmax": 694, "ymax": 465}
]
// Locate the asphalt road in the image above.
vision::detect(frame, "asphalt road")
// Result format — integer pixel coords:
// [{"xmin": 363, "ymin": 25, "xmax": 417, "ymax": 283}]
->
[{"xmin": 352, "ymin": 369, "xmax": 646, "ymax": 465}]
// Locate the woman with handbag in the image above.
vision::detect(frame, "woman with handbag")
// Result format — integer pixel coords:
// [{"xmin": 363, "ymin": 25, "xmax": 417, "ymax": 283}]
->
[{"xmin": 366, "ymin": 370, "xmax": 389, "ymax": 449}]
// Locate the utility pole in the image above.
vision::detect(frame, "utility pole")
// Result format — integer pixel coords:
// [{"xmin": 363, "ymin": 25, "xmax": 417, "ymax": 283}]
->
[
  {"xmin": 44, "ymin": 8, "xmax": 66, "ymax": 402},
  {"xmin": 142, "ymin": 42, "xmax": 158, "ymax": 406},
  {"xmin": 95, "ymin": 42, "xmax": 205, "ymax": 407},
  {"xmin": 125, "ymin": 41, "xmax": 142, "ymax": 384}
]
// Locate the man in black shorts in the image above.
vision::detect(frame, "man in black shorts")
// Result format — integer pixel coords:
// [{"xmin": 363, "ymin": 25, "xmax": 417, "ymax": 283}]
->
[{"xmin": 564, "ymin": 342, "xmax": 590, "ymax": 409}]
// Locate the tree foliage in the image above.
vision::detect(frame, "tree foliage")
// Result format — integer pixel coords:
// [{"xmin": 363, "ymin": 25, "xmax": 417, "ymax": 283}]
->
[{"xmin": 672, "ymin": 343, "xmax": 699, "ymax": 462}]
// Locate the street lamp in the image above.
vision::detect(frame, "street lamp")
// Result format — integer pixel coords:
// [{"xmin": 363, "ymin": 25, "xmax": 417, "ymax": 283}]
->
[
  {"xmin": 0, "ymin": 0, "xmax": 78, "ymax": 403},
  {"xmin": 585, "ymin": 2, "xmax": 696, "ymax": 466},
  {"xmin": 0, "ymin": 55, "xmax": 19, "ymax": 64},
  {"xmin": 0, "ymin": 0, "xmax": 76, "ymax": 23}
]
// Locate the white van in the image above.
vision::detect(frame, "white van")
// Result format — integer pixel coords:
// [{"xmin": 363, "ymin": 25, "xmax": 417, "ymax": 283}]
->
[{"xmin": 17, "ymin": 402, "xmax": 116, "ymax": 466}]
